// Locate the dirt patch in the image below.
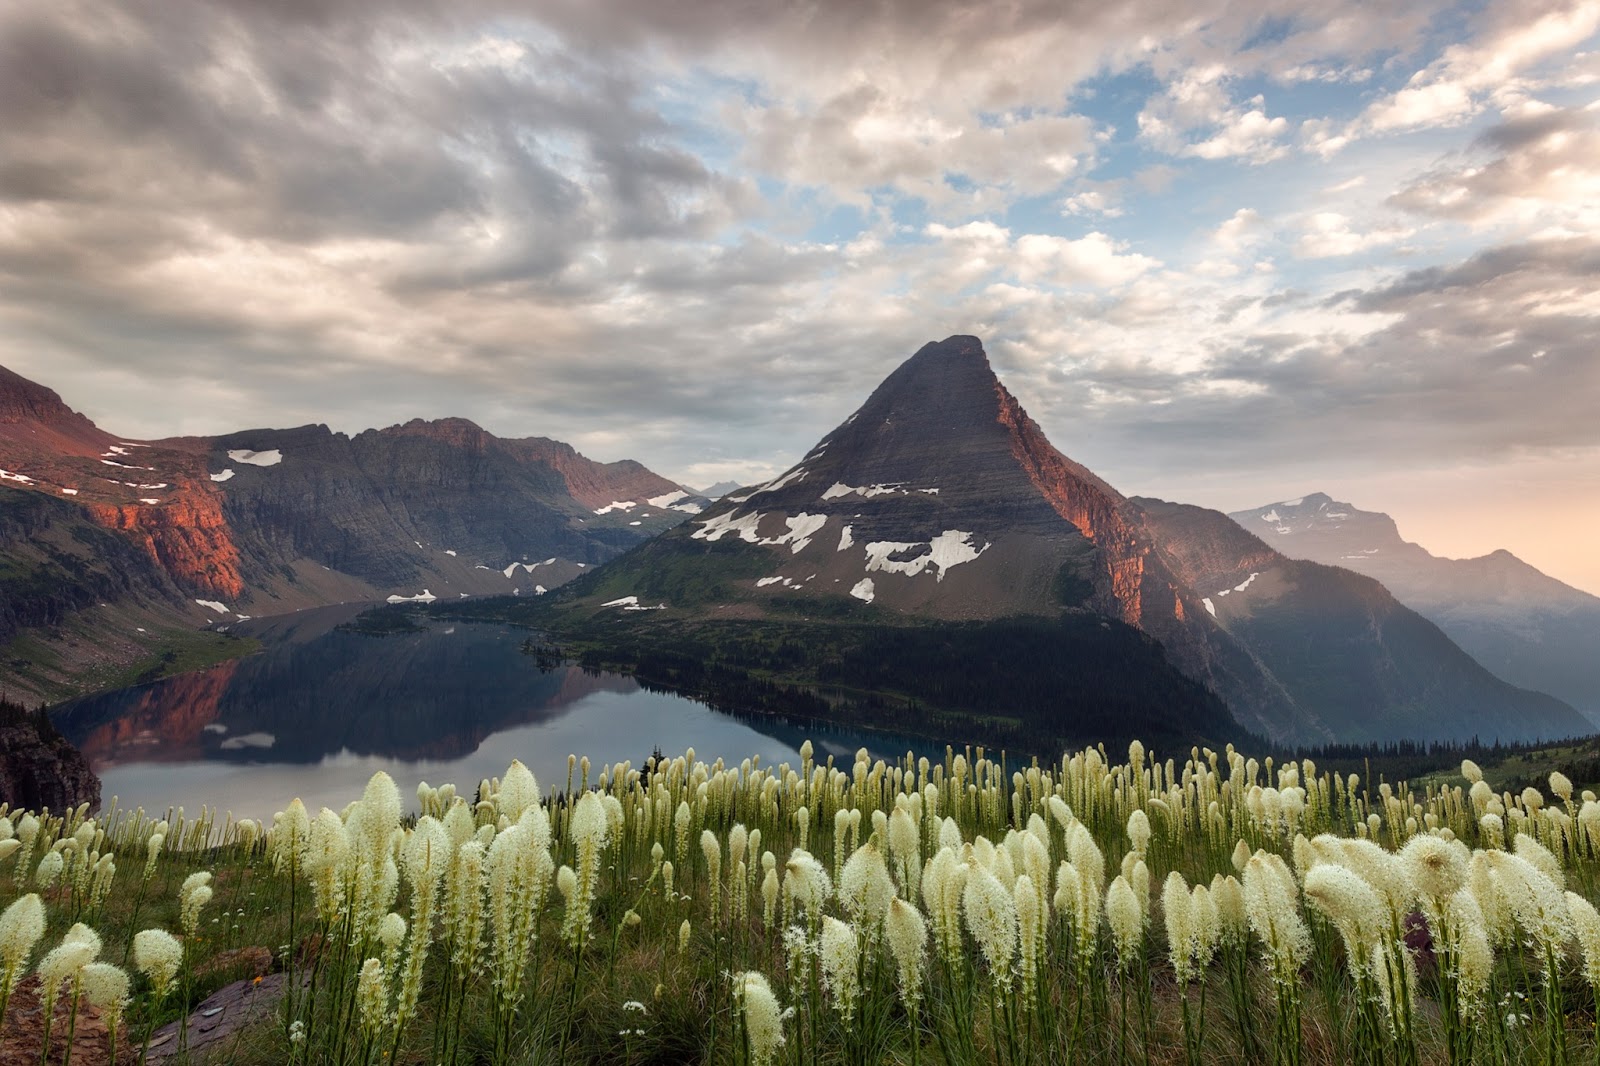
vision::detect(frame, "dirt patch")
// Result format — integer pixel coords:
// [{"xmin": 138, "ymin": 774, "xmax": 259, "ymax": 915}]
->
[{"xmin": 0, "ymin": 974, "xmax": 123, "ymax": 1066}]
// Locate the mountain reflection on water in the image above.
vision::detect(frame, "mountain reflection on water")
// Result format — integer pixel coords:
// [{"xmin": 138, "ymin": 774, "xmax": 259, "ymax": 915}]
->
[{"xmin": 51, "ymin": 605, "xmax": 862, "ymax": 820}]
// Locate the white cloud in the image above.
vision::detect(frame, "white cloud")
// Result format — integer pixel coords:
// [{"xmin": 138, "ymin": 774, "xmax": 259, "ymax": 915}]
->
[{"xmin": 1293, "ymin": 212, "xmax": 1413, "ymax": 258}]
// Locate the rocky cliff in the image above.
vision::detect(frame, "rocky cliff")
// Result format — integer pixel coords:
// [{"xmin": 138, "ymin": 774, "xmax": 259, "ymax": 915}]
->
[{"xmin": 0, "ymin": 699, "xmax": 99, "ymax": 811}]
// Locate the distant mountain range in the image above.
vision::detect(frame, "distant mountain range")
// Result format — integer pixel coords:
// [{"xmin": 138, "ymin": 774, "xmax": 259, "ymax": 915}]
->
[
  {"xmin": 4, "ymin": 344, "xmax": 1591, "ymax": 751},
  {"xmin": 542, "ymin": 336, "xmax": 1586, "ymax": 745},
  {"xmin": 1230, "ymin": 493, "xmax": 1600, "ymax": 724},
  {"xmin": 0, "ymin": 362, "xmax": 707, "ymax": 701}
]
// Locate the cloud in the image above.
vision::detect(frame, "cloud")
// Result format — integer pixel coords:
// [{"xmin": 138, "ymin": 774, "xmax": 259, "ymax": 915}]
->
[
  {"xmin": 1388, "ymin": 101, "xmax": 1600, "ymax": 228},
  {"xmin": 1293, "ymin": 212, "xmax": 1413, "ymax": 258},
  {"xmin": 1137, "ymin": 68, "xmax": 1290, "ymax": 163},
  {"xmin": 1354, "ymin": 0, "xmax": 1600, "ymax": 136}
]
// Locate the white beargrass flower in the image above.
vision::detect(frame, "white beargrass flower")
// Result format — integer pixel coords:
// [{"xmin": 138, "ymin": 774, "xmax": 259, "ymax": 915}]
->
[
  {"xmin": 1015, "ymin": 874, "xmax": 1043, "ymax": 1003},
  {"xmin": 1303, "ymin": 864, "xmax": 1387, "ymax": 974},
  {"xmin": 839, "ymin": 841, "xmax": 894, "ymax": 939},
  {"xmin": 496, "ymin": 760, "xmax": 540, "ymax": 821},
  {"xmin": 132, "ymin": 929, "xmax": 182, "ymax": 997},
  {"xmin": 885, "ymin": 897, "xmax": 927, "ymax": 1009},
  {"xmin": 1486, "ymin": 850, "xmax": 1570, "ymax": 953},
  {"xmin": 783, "ymin": 849, "xmax": 830, "ymax": 930},
  {"xmin": 1566, "ymin": 891, "xmax": 1600, "ymax": 991},
  {"xmin": 357, "ymin": 957, "xmax": 389, "ymax": 1037},
  {"xmin": 963, "ymin": 860, "xmax": 1017, "ymax": 988},
  {"xmin": 701, "ymin": 830, "xmax": 723, "ymax": 923},
  {"xmin": 394, "ymin": 817, "xmax": 448, "ymax": 1026},
  {"xmin": 0, "ymin": 893, "xmax": 46, "ymax": 1001},
  {"xmin": 819, "ymin": 917, "xmax": 860, "ymax": 1029},
  {"xmin": 1163, "ymin": 872, "xmax": 1195, "ymax": 984},
  {"xmin": 143, "ymin": 833, "xmax": 165, "ymax": 880},
  {"xmin": 36, "ymin": 849, "xmax": 63, "ymax": 889},
  {"xmin": 485, "ymin": 811, "xmax": 554, "ymax": 1013},
  {"xmin": 306, "ymin": 807, "xmax": 351, "ymax": 922},
  {"xmin": 1127, "ymin": 809, "xmax": 1151, "ymax": 855},
  {"xmin": 1461, "ymin": 760, "xmax": 1483, "ymax": 784},
  {"xmin": 80, "ymin": 961, "xmax": 129, "ymax": 1038},
  {"xmin": 888, "ymin": 806, "xmax": 921, "ymax": 897},
  {"xmin": 181, "ymin": 884, "xmax": 213, "ymax": 938},
  {"xmin": 923, "ymin": 847, "xmax": 967, "ymax": 967},
  {"xmin": 1243, "ymin": 852, "xmax": 1311, "ymax": 984},
  {"xmin": 563, "ymin": 793, "xmax": 609, "ymax": 947},
  {"xmin": 1106, "ymin": 875, "xmax": 1143, "ymax": 972},
  {"xmin": 445, "ymin": 840, "xmax": 487, "ymax": 972},
  {"xmin": 733, "ymin": 971, "xmax": 786, "ymax": 1066},
  {"xmin": 1211, "ymin": 874, "xmax": 1247, "ymax": 946},
  {"xmin": 1401, "ymin": 834, "xmax": 1468, "ymax": 906},
  {"xmin": 1513, "ymin": 833, "xmax": 1563, "ymax": 887}
]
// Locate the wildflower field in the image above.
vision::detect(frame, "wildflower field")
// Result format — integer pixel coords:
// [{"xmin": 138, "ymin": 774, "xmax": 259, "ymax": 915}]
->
[{"xmin": 4, "ymin": 738, "xmax": 1600, "ymax": 1065}]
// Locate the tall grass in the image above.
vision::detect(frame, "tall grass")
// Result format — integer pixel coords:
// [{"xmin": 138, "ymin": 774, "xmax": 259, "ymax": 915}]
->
[{"xmin": 6, "ymin": 737, "xmax": 1600, "ymax": 1063}]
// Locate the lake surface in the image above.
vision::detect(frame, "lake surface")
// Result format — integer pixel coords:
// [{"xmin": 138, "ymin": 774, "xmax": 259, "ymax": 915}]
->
[{"xmin": 51, "ymin": 605, "xmax": 910, "ymax": 821}]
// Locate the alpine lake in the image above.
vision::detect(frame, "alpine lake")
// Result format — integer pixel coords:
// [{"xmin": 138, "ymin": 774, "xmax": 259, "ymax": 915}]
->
[{"xmin": 49, "ymin": 603, "xmax": 922, "ymax": 822}]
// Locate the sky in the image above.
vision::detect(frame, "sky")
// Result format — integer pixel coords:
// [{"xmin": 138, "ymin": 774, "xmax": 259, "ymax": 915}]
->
[{"xmin": 1, "ymin": 0, "xmax": 1598, "ymax": 593}]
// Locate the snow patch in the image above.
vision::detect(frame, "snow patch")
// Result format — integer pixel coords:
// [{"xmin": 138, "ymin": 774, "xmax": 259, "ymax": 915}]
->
[
  {"xmin": 837, "ymin": 525, "xmax": 854, "ymax": 552},
  {"xmin": 534, "ymin": 585, "xmax": 547, "ymax": 595},
  {"xmin": 756, "ymin": 577, "xmax": 784, "ymax": 588},
  {"xmin": 1325, "ymin": 512, "xmax": 1349, "ymax": 519},
  {"xmin": 670, "ymin": 501, "xmax": 704, "ymax": 514},
  {"xmin": 822, "ymin": 482, "xmax": 903, "ymax": 501},
  {"xmin": 60, "ymin": 488, "xmax": 77, "ymax": 495},
  {"xmin": 195, "ymin": 599, "xmax": 230, "ymax": 614},
  {"xmin": 444, "ymin": 550, "xmax": 457, "ymax": 556},
  {"xmin": 594, "ymin": 500, "xmax": 638, "ymax": 514},
  {"xmin": 386, "ymin": 589, "xmax": 438, "ymax": 604},
  {"xmin": 629, "ymin": 520, "xmax": 642, "ymax": 526},
  {"xmin": 775, "ymin": 513, "xmax": 827, "ymax": 553},
  {"xmin": 103, "ymin": 446, "xmax": 129, "ymax": 457},
  {"xmin": 918, "ymin": 487, "xmax": 940, "ymax": 495},
  {"xmin": 1233, "ymin": 572, "xmax": 1260, "ymax": 593},
  {"xmin": 1275, "ymin": 526, "xmax": 1292, "ymax": 534},
  {"xmin": 692, "ymin": 510, "xmax": 766, "ymax": 544},
  {"xmin": 1259, "ymin": 509, "xmax": 1281, "ymax": 523},
  {"xmin": 228, "ymin": 449, "xmax": 283, "ymax": 467},
  {"xmin": 0, "ymin": 469, "xmax": 34, "ymax": 483},
  {"xmin": 863, "ymin": 530, "xmax": 989, "ymax": 581},
  {"xmin": 1279, "ymin": 497, "xmax": 1304, "ymax": 507},
  {"xmin": 602, "ymin": 596, "xmax": 640, "ymax": 607},
  {"xmin": 648, "ymin": 491, "xmax": 690, "ymax": 508},
  {"xmin": 139, "ymin": 498, "xmax": 160, "ymax": 504},
  {"xmin": 850, "ymin": 578, "xmax": 875, "ymax": 603},
  {"xmin": 1202, "ymin": 598, "xmax": 1216, "ymax": 617},
  {"xmin": 220, "ymin": 732, "xmax": 275, "ymax": 751}
]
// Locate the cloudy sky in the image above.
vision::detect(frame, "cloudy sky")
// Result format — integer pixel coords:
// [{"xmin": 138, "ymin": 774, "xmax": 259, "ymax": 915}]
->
[{"xmin": 2, "ymin": 0, "xmax": 1598, "ymax": 592}]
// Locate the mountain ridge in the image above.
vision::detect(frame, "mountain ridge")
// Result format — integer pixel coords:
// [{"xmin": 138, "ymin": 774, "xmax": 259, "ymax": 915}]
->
[
  {"xmin": 0, "ymin": 362, "xmax": 707, "ymax": 702},
  {"xmin": 542, "ymin": 335, "xmax": 1587, "ymax": 744},
  {"xmin": 1230, "ymin": 492, "xmax": 1600, "ymax": 719}
]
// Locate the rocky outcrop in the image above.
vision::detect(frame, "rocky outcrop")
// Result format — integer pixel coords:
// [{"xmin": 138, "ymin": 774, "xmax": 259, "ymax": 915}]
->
[
  {"xmin": 0, "ymin": 699, "xmax": 100, "ymax": 812},
  {"xmin": 86, "ymin": 487, "xmax": 245, "ymax": 599}
]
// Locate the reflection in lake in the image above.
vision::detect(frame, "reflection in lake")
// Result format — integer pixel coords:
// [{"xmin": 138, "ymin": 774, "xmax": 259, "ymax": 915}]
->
[{"xmin": 51, "ymin": 605, "xmax": 871, "ymax": 820}]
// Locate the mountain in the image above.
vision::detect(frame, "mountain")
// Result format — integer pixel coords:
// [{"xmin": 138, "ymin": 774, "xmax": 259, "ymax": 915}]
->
[
  {"xmin": 0, "ymin": 363, "xmax": 707, "ymax": 702},
  {"xmin": 546, "ymin": 336, "xmax": 1587, "ymax": 745},
  {"xmin": 699, "ymin": 481, "xmax": 744, "ymax": 500},
  {"xmin": 1229, "ymin": 493, "xmax": 1600, "ymax": 721}
]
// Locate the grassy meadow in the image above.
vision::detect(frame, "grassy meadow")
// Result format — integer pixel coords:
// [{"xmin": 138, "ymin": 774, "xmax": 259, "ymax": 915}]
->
[{"xmin": 5, "ymin": 738, "xmax": 1600, "ymax": 1064}]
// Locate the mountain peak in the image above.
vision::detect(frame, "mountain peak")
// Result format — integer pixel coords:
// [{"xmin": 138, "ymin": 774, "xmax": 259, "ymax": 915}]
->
[{"xmin": 0, "ymin": 364, "xmax": 82, "ymax": 425}]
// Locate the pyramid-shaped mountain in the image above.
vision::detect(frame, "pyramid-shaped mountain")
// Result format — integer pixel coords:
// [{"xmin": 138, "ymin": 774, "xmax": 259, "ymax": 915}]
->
[{"xmin": 560, "ymin": 336, "xmax": 1588, "ymax": 745}]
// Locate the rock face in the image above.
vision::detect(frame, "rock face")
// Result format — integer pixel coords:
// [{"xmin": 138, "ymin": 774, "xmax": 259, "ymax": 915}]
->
[
  {"xmin": 0, "ymin": 699, "xmax": 100, "ymax": 811},
  {"xmin": 563, "ymin": 335, "xmax": 1588, "ymax": 745},
  {"xmin": 0, "ymin": 361, "xmax": 708, "ymax": 701},
  {"xmin": 1230, "ymin": 492, "xmax": 1600, "ymax": 721}
]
